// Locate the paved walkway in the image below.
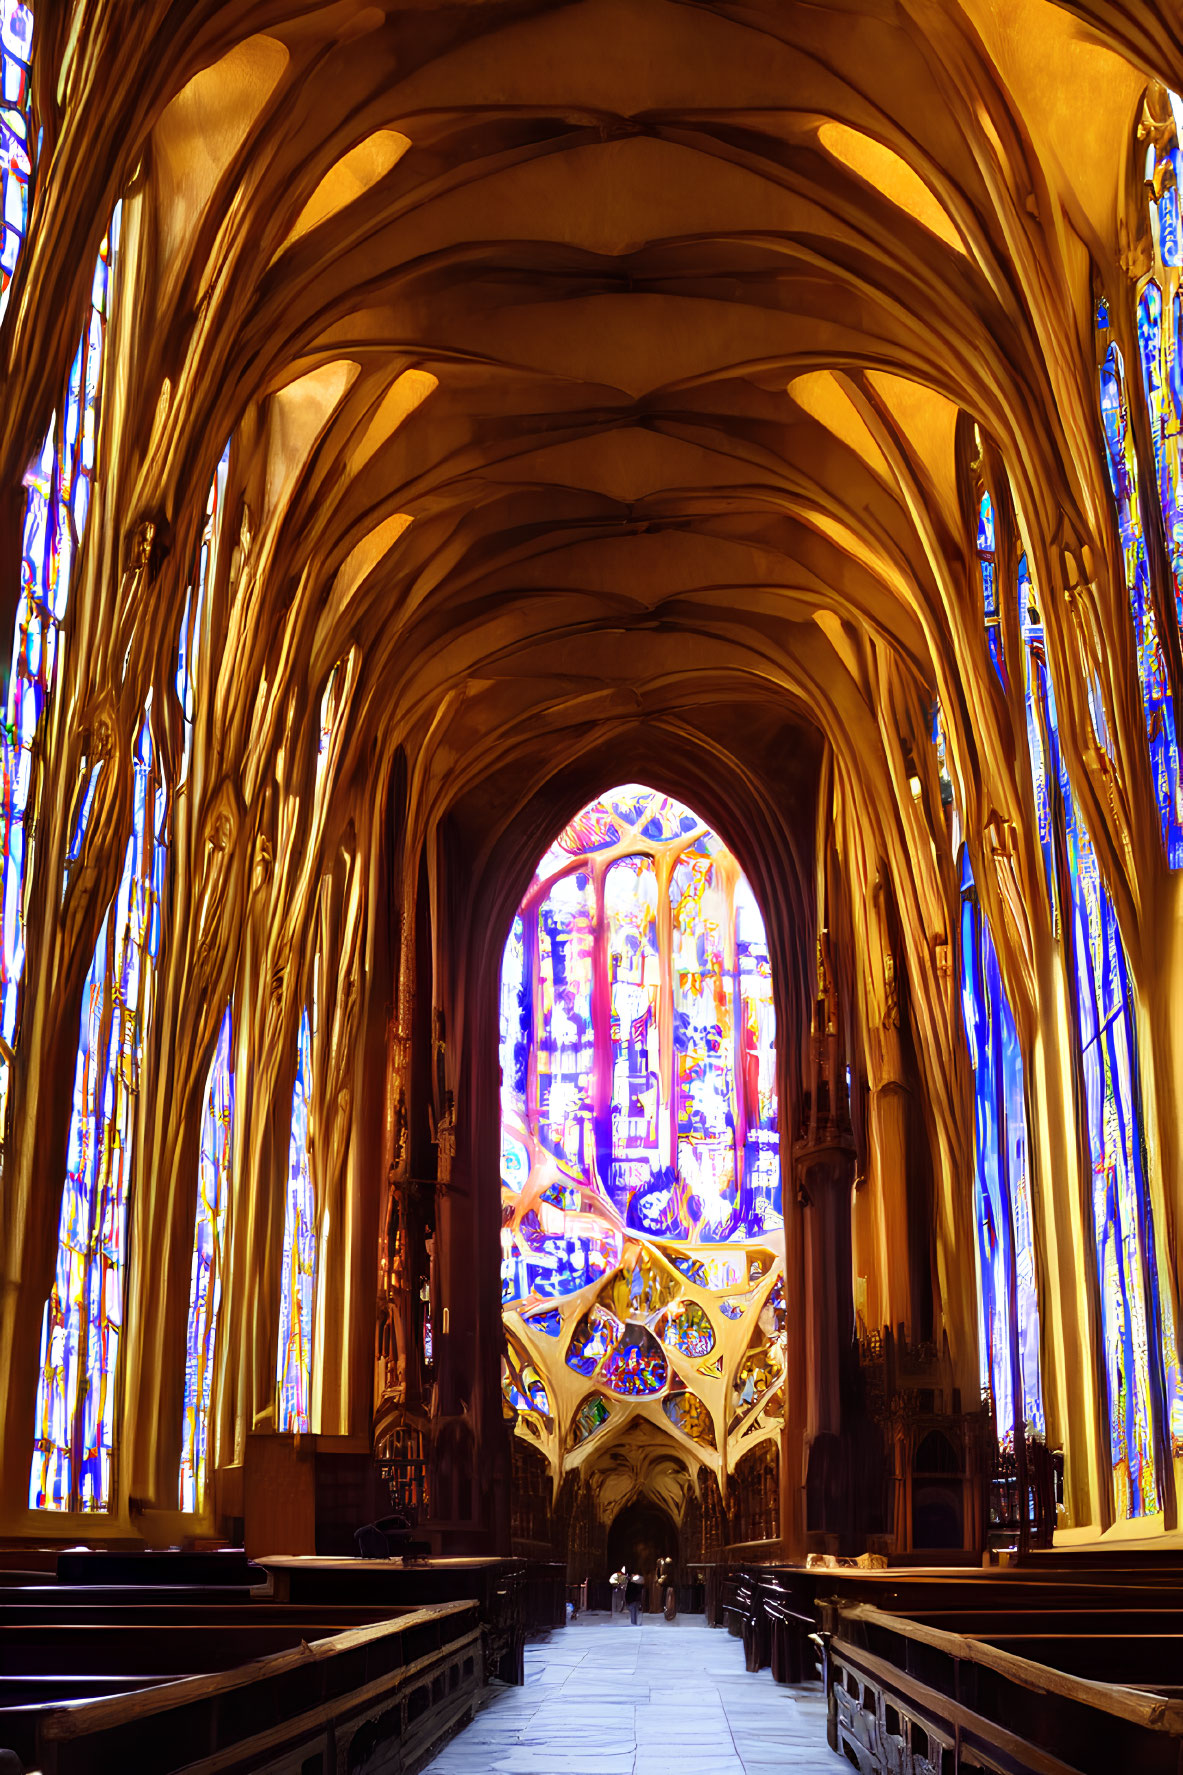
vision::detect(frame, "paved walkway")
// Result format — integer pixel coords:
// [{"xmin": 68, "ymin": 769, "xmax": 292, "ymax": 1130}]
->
[{"xmin": 423, "ymin": 1610, "xmax": 848, "ymax": 1775}]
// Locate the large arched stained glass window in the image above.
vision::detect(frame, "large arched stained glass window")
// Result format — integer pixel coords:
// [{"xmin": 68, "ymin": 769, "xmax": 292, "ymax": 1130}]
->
[
  {"xmin": 1135, "ymin": 87, "xmax": 1183, "ymax": 631},
  {"xmin": 2, "ymin": 208, "xmax": 122, "ymax": 1161},
  {"xmin": 1016, "ymin": 550, "xmax": 1183, "ymax": 1517},
  {"xmin": 29, "ymin": 693, "xmax": 167, "ymax": 1512},
  {"xmin": 1096, "ymin": 324, "xmax": 1183, "ymax": 866},
  {"xmin": 958, "ymin": 850, "xmax": 1043, "ymax": 1447},
  {"xmin": 1097, "ymin": 86, "xmax": 1183, "ymax": 869},
  {"xmin": 499, "ymin": 786, "xmax": 785, "ymax": 1482}
]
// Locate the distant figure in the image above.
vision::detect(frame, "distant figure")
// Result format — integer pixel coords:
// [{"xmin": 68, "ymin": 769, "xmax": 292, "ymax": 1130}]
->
[
  {"xmin": 625, "ymin": 1569, "xmax": 645, "ymax": 1626},
  {"xmin": 610, "ymin": 1565, "xmax": 627, "ymax": 1615},
  {"xmin": 657, "ymin": 1554, "xmax": 677, "ymax": 1621}
]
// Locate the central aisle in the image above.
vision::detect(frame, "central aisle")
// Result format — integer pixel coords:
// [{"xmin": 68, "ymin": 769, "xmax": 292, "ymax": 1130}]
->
[{"xmin": 422, "ymin": 1610, "xmax": 847, "ymax": 1775}]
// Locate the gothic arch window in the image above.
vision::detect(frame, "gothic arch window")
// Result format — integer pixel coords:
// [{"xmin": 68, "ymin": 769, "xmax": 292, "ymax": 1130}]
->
[
  {"xmin": 974, "ymin": 482, "xmax": 1008, "ymax": 693},
  {"xmin": 1094, "ymin": 83, "xmax": 1183, "ymax": 866},
  {"xmin": 498, "ymin": 785, "xmax": 785, "ymax": 1486},
  {"xmin": 276, "ymin": 1002, "xmax": 316, "ymax": 1432},
  {"xmin": 1014, "ymin": 535, "xmax": 1183, "ymax": 1518},
  {"xmin": 179, "ymin": 1005, "xmax": 234, "ymax": 1511},
  {"xmin": 0, "ymin": 3, "xmax": 34, "ymax": 325},
  {"xmin": 30, "ymin": 684, "xmax": 166, "ymax": 1511},
  {"xmin": 4, "ymin": 209, "xmax": 122, "ymax": 1162},
  {"xmin": 8, "ymin": 23, "xmax": 132, "ymax": 1510},
  {"xmin": 958, "ymin": 849, "xmax": 1043, "ymax": 1447},
  {"xmin": 1135, "ymin": 85, "xmax": 1183, "ymax": 630},
  {"xmin": 274, "ymin": 664, "xmax": 346, "ymax": 1436},
  {"xmin": 950, "ymin": 436, "xmax": 1044, "ymax": 1452}
]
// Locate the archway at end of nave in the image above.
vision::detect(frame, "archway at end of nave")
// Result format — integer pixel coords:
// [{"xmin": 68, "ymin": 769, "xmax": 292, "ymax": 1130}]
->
[{"xmin": 497, "ymin": 783, "xmax": 788, "ymax": 1503}]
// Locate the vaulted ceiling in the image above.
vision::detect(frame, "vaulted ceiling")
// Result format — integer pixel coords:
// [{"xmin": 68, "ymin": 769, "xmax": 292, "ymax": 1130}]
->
[{"xmin": 4, "ymin": 1, "xmax": 1158, "ymax": 884}]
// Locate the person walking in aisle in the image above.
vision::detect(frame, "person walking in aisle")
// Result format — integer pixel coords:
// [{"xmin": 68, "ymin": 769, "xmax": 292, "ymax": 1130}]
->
[
  {"xmin": 657, "ymin": 1555, "xmax": 677, "ymax": 1621},
  {"xmin": 625, "ymin": 1570, "xmax": 644, "ymax": 1626},
  {"xmin": 609, "ymin": 1566, "xmax": 627, "ymax": 1615}
]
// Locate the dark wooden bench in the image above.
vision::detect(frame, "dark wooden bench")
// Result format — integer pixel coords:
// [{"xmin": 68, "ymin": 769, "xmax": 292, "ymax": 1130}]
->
[
  {"xmin": 0, "ymin": 1600, "xmax": 481, "ymax": 1775},
  {"xmin": 719, "ymin": 1570, "xmax": 818, "ymax": 1681},
  {"xmin": 827, "ymin": 1600, "xmax": 1183, "ymax": 1775},
  {"xmin": 52, "ymin": 1549, "xmax": 260, "ymax": 1588},
  {"xmin": 259, "ymin": 1555, "xmax": 527, "ymax": 1684}
]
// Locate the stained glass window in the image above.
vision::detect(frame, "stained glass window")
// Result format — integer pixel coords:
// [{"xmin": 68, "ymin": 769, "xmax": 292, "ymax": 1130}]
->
[
  {"xmin": 1097, "ymin": 321, "xmax": 1183, "ymax": 865},
  {"xmin": 500, "ymin": 785, "xmax": 784, "ymax": 1476},
  {"xmin": 959, "ymin": 850, "xmax": 1043, "ymax": 1445},
  {"xmin": 30, "ymin": 696, "xmax": 167, "ymax": 1511},
  {"xmin": 275, "ymin": 671, "xmax": 341, "ymax": 1434},
  {"xmin": 1, "ymin": 211, "xmax": 120, "ymax": 1154},
  {"xmin": 1017, "ymin": 552, "xmax": 1183, "ymax": 1515},
  {"xmin": 0, "ymin": 3, "xmax": 34, "ymax": 326},
  {"xmin": 276, "ymin": 1004, "xmax": 316, "ymax": 1433},
  {"xmin": 179, "ymin": 1005, "xmax": 233, "ymax": 1512},
  {"xmin": 975, "ymin": 489, "xmax": 1007, "ymax": 690},
  {"xmin": 1137, "ymin": 90, "xmax": 1183, "ymax": 630}
]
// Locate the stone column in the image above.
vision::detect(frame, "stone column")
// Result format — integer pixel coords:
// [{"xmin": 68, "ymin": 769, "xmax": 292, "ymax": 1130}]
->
[{"xmin": 796, "ymin": 1138, "xmax": 857, "ymax": 1442}]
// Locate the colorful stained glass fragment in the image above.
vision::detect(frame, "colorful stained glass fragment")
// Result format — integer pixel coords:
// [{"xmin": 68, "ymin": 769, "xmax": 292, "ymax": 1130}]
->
[
  {"xmin": 976, "ymin": 489, "xmax": 1007, "ymax": 688},
  {"xmin": 3, "ymin": 213, "xmax": 121, "ymax": 1162},
  {"xmin": 499, "ymin": 785, "xmax": 785, "ymax": 1466},
  {"xmin": 179, "ymin": 1006, "xmax": 234, "ymax": 1511},
  {"xmin": 30, "ymin": 696, "xmax": 166, "ymax": 1512},
  {"xmin": 959, "ymin": 850, "xmax": 1043, "ymax": 1444},
  {"xmin": 276, "ymin": 1007, "xmax": 316, "ymax": 1433},
  {"xmin": 1098, "ymin": 335, "xmax": 1183, "ymax": 866},
  {"xmin": 568, "ymin": 1392, "xmax": 611, "ymax": 1449},
  {"xmin": 600, "ymin": 1325, "xmax": 667, "ymax": 1397},
  {"xmin": 0, "ymin": 3, "xmax": 33, "ymax": 326},
  {"xmin": 1018, "ymin": 554, "xmax": 1180, "ymax": 1514},
  {"xmin": 655, "ymin": 1298, "xmax": 715, "ymax": 1358},
  {"xmin": 664, "ymin": 1390, "xmax": 717, "ymax": 1447}
]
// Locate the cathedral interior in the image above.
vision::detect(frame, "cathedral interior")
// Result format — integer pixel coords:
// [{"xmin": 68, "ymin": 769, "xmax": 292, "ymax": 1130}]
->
[{"xmin": 2, "ymin": 1, "xmax": 1183, "ymax": 1771}]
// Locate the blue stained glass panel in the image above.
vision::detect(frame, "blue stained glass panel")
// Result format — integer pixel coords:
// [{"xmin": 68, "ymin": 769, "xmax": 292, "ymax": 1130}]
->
[
  {"xmin": 179, "ymin": 1005, "xmax": 233, "ymax": 1512},
  {"xmin": 976, "ymin": 489, "xmax": 1007, "ymax": 689},
  {"xmin": 30, "ymin": 698, "xmax": 167, "ymax": 1511},
  {"xmin": 1017, "ymin": 557, "xmax": 1183, "ymax": 1515},
  {"xmin": 0, "ymin": 3, "xmax": 33, "ymax": 325},
  {"xmin": 958, "ymin": 850, "xmax": 1044, "ymax": 1444},
  {"xmin": 2, "ymin": 212, "xmax": 120, "ymax": 1153},
  {"xmin": 499, "ymin": 785, "xmax": 781, "ymax": 1313},
  {"xmin": 1098, "ymin": 339, "xmax": 1183, "ymax": 866},
  {"xmin": 276, "ymin": 1007, "xmax": 316, "ymax": 1433}
]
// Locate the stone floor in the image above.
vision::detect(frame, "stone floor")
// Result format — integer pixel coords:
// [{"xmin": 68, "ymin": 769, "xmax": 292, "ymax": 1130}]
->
[{"xmin": 422, "ymin": 1609, "xmax": 848, "ymax": 1775}]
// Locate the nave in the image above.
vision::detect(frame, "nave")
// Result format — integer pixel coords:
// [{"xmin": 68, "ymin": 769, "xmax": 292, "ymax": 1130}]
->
[{"xmin": 422, "ymin": 1612, "xmax": 843, "ymax": 1775}]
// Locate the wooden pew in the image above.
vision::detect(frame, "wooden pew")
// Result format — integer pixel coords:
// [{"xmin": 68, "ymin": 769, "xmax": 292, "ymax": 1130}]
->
[
  {"xmin": 0, "ymin": 1600, "xmax": 481, "ymax": 1775},
  {"xmin": 258, "ymin": 1555, "xmax": 527, "ymax": 1684},
  {"xmin": 826, "ymin": 1600, "xmax": 1183, "ymax": 1775},
  {"xmin": 52, "ymin": 1549, "xmax": 260, "ymax": 1589}
]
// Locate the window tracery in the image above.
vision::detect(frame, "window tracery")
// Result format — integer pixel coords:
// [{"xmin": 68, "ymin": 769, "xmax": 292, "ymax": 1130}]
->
[
  {"xmin": 1095, "ymin": 321, "xmax": 1183, "ymax": 864},
  {"xmin": 499, "ymin": 785, "xmax": 784, "ymax": 1484},
  {"xmin": 179, "ymin": 1005, "xmax": 233, "ymax": 1512},
  {"xmin": 0, "ymin": 2, "xmax": 33, "ymax": 326},
  {"xmin": 2, "ymin": 211, "xmax": 120, "ymax": 1160},
  {"xmin": 1015, "ymin": 543, "xmax": 1183, "ymax": 1516},
  {"xmin": 975, "ymin": 488, "xmax": 1007, "ymax": 692},
  {"xmin": 958, "ymin": 850, "xmax": 1043, "ymax": 1446},
  {"xmin": 276, "ymin": 1003, "xmax": 316, "ymax": 1434},
  {"xmin": 30, "ymin": 694, "xmax": 166, "ymax": 1511}
]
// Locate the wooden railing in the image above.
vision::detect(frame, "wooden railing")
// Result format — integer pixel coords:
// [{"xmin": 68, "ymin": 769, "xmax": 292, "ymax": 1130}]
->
[
  {"xmin": 6, "ymin": 1601, "xmax": 482, "ymax": 1775},
  {"xmin": 826, "ymin": 1600, "xmax": 1183, "ymax": 1775}
]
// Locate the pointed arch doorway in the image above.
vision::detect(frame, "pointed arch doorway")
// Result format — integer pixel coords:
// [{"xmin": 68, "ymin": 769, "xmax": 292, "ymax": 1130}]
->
[{"xmin": 606, "ymin": 1496, "xmax": 678, "ymax": 1583}]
